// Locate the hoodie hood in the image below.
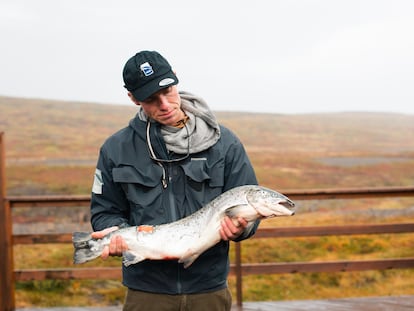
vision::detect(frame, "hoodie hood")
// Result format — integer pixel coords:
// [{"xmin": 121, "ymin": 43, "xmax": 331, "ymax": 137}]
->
[{"xmin": 134, "ymin": 91, "xmax": 221, "ymax": 154}]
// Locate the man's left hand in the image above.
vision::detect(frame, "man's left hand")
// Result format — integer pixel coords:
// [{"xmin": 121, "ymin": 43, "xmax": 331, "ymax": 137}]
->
[{"xmin": 219, "ymin": 216, "xmax": 247, "ymax": 241}]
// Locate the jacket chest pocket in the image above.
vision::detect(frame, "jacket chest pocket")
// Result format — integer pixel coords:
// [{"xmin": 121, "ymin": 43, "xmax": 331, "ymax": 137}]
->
[
  {"xmin": 180, "ymin": 157, "xmax": 224, "ymax": 206},
  {"xmin": 112, "ymin": 165, "xmax": 163, "ymax": 208}
]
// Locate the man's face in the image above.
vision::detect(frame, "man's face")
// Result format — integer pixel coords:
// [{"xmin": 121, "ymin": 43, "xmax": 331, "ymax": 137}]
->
[{"xmin": 131, "ymin": 86, "xmax": 184, "ymax": 126}]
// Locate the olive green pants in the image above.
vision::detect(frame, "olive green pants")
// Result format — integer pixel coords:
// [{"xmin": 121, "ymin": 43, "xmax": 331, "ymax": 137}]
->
[{"xmin": 122, "ymin": 287, "xmax": 232, "ymax": 311}]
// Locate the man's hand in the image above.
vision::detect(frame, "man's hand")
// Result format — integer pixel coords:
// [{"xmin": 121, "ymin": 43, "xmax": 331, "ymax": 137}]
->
[
  {"xmin": 219, "ymin": 216, "xmax": 248, "ymax": 241},
  {"xmin": 91, "ymin": 226, "xmax": 128, "ymax": 259}
]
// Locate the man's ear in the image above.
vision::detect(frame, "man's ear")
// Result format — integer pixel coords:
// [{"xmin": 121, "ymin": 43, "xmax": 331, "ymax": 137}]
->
[{"xmin": 128, "ymin": 92, "xmax": 140, "ymax": 106}]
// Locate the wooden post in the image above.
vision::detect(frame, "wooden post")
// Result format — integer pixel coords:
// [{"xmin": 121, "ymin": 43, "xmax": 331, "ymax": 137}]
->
[
  {"xmin": 235, "ymin": 242, "xmax": 243, "ymax": 308},
  {"xmin": 0, "ymin": 132, "xmax": 16, "ymax": 311}
]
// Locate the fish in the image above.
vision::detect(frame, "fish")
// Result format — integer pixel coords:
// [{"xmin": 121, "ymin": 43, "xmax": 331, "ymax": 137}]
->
[{"xmin": 72, "ymin": 185, "xmax": 295, "ymax": 268}]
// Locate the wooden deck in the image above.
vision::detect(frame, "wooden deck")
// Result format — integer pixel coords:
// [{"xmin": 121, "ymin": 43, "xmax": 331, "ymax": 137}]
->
[
  {"xmin": 236, "ymin": 295, "xmax": 414, "ymax": 310},
  {"xmin": 16, "ymin": 295, "xmax": 414, "ymax": 311}
]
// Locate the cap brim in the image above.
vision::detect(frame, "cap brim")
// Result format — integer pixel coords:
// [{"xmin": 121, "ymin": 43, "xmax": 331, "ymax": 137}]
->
[{"xmin": 131, "ymin": 72, "xmax": 179, "ymax": 101}]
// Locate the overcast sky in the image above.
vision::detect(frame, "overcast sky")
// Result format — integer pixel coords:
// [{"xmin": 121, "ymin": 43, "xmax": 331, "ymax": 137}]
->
[{"xmin": 1, "ymin": 0, "xmax": 413, "ymax": 114}]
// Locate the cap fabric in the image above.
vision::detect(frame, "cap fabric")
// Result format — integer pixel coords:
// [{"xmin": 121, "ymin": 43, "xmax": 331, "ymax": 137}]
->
[{"xmin": 123, "ymin": 51, "xmax": 179, "ymax": 101}]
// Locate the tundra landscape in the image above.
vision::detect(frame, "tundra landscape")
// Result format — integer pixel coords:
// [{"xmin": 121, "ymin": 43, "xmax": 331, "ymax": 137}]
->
[{"xmin": 1, "ymin": 96, "xmax": 414, "ymax": 306}]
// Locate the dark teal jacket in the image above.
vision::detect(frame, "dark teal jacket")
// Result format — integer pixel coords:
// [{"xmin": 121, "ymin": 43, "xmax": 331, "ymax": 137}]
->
[{"xmin": 90, "ymin": 114, "xmax": 258, "ymax": 294}]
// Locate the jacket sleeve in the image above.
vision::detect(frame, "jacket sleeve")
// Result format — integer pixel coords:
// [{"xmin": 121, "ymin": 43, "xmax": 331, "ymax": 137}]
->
[
  {"xmin": 90, "ymin": 146, "xmax": 130, "ymax": 231},
  {"xmin": 222, "ymin": 127, "xmax": 259, "ymax": 241}
]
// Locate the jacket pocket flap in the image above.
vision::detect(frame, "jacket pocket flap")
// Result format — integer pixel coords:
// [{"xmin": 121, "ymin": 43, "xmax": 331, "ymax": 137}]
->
[
  {"xmin": 112, "ymin": 165, "xmax": 162, "ymax": 187},
  {"xmin": 181, "ymin": 159, "xmax": 210, "ymax": 182}
]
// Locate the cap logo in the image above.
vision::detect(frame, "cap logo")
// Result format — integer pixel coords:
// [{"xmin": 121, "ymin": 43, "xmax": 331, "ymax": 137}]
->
[
  {"xmin": 159, "ymin": 78, "xmax": 175, "ymax": 87},
  {"xmin": 140, "ymin": 62, "xmax": 154, "ymax": 76}
]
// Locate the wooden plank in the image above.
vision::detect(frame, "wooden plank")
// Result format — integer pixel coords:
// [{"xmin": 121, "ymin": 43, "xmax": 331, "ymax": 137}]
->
[
  {"xmin": 237, "ymin": 295, "xmax": 414, "ymax": 311},
  {"xmin": 14, "ymin": 258, "xmax": 414, "ymax": 281},
  {"xmin": 14, "ymin": 267, "xmax": 121, "ymax": 281},
  {"xmin": 13, "ymin": 233, "xmax": 73, "ymax": 244},
  {"xmin": 284, "ymin": 186, "xmax": 414, "ymax": 200},
  {"xmin": 0, "ymin": 132, "xmax": 15, "ymax": 311},
  {"xmin": 231, "ymin": 258, "xmax": 414, "ymax": 275},
  {"xmin": 254, "ymin": 223, "xmax": 414, "ymax": 238},
  {"xmin": 8, "ymin": 196, "xmax": 90, "ymax": 208}
]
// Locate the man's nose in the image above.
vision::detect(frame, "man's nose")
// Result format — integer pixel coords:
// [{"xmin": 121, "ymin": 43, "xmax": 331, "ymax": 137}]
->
[{"xmin": 157, "ymin": 94, "xmax": 169, "ymax": 108}]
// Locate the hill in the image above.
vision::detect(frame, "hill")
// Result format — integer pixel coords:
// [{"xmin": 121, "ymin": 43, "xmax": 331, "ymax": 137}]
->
[
  {"xmin": 2, "ymin": 96, "xmax": 414, "ymax": 157},
  {"xmin": 1, "ymin": 95, "xmax": 414, "ymax": 195}
]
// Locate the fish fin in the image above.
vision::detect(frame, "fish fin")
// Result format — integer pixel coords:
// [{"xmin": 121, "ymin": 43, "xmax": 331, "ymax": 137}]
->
[
  {"xmin": 224, "ymin": 205, "xmax": 247, "ymax": 218},
  {"xmin": 179, "ymin": 236, "xmax": 221, "ymax": 268},
  {"xmin": 122, "ymin": 250, "xmax": 146, "ymax": 267},
  {"xmin": 178, "ymin": 227, "xmax": 223, "ymax": 268},
  {"xmin": 245, "ymin": 221, "xmax": 257, "ymax": 234},
  {"xmin": 178, "ymin": 251, "xmax": 200, "ymax": 269},
  {"xmin": 72, "ymin": 232, "xmax": 102, "ymax": 264}
]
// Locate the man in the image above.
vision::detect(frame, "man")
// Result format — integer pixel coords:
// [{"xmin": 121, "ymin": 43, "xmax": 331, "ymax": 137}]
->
[{"xmin": 90, "ymin": 50, "xmax": 258, "ymax": 311}]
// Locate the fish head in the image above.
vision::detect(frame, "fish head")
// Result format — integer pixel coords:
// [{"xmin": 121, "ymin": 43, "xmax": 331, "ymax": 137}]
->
[{"xmin": 246, "ymin": 186, "xmax": 295, "ymax": 218}]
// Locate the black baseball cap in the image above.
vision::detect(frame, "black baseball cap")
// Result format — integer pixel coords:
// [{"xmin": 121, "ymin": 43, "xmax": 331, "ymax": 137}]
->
[{"xmin": 122, "ymin": 51, "xmax": 179, "ymax": 101}]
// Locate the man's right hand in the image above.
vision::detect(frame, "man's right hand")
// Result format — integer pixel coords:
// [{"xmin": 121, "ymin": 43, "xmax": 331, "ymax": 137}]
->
[{"xmin": 91, "ymin": 226, "xmax": 128, "ymax": 259}]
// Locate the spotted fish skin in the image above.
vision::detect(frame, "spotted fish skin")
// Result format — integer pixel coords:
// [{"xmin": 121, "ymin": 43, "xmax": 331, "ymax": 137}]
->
[{"xmin": 73, "ymin": 185, "xmax": 295, "ymax": 268}]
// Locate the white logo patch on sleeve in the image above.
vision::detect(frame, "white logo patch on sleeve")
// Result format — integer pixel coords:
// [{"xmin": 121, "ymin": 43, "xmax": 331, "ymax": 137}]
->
[{"xmin": 92, "ymin": 168, "xmax": 103, "ymax": 194}]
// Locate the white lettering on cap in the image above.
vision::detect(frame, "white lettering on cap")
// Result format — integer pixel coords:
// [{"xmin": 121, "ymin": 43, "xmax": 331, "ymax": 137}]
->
[{"xmin": 159, "ymin": 78, "xmax": 175, "ymax": 87}]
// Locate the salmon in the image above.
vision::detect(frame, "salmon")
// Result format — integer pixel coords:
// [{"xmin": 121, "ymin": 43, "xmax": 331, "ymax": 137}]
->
[{"xmin": 73, "ymin": 185, "xmax": 295, "ymax": 268}]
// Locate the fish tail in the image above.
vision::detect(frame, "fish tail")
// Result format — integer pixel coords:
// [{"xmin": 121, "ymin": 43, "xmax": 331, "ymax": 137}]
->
[{"xmin": 72, "ymin": 231, "xmax": 103, "ymax": 264}]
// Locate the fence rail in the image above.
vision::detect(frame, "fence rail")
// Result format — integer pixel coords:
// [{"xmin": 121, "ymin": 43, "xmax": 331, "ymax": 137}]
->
[{"xmin": 1, "ymin": 132, "xmax": 414, "ymax": 311}]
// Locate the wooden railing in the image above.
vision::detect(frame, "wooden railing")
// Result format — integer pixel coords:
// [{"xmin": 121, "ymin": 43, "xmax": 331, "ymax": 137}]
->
[{"xmin": 1, "ymin": 132, "xmax": 414, "ymax": 310}]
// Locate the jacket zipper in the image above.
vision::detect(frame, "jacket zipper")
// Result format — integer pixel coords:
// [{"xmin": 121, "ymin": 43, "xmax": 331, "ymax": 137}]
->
[{"xmin": 166, "ymin": 163, "xmax": 178, "ymax": 222}]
